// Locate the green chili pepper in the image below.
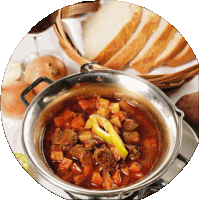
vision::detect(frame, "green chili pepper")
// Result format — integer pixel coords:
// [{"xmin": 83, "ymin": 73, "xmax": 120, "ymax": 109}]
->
[
  {"xmin": 14, "ymin": 153, "xmax": 29, "ymax": 173},
  {"xmin": 89, "ymin": 114, "xmax": 128, "ymax": 160}
]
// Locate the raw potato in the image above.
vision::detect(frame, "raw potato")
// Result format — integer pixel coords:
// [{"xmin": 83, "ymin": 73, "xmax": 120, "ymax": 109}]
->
[
  {"xmin": 3, "ymin": 60, "xmax": 22, "ymax": 85},
  {"xmin": 176, "ymin": 92, "xmax": 199, "ymax": 128}
]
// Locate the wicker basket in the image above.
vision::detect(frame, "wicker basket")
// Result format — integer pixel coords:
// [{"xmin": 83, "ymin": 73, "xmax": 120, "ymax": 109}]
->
[{"xmin": 53, "ymin": 1, "xmax": 199, "ymax": 90}]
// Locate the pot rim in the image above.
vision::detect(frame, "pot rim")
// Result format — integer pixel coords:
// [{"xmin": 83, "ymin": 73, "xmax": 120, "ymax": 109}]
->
[{"xmin": 21, "ymin": 69, "xmax": 183, "ymax": 197}]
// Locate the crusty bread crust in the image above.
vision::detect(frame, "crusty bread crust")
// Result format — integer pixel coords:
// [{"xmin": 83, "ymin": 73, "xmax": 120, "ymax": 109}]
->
[
  {"xmin": 166, "ymin": 45, "xmax": 196, "ymax": 67},
  {"xmin": 104, "ymin": 13, "xmax": 160, "ymax": 70},
  {"xmin": 154, "ymin": 34, "xmax": 187, "ymax": 67},
  {"xmin": 90, "ymin": 5, "xmax": 142, "ymax": 65},
  {"xmin": 129, "ymin": 23, "xmax": 176, "ymax": 74}
]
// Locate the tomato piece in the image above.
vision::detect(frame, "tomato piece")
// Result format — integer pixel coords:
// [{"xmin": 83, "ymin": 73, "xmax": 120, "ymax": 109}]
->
[
  {"xmin": 54, "ymin": 116, "xmax": 65, "ymax": 127},
  {"xmin": 71, "ymin": 115, "xmax": 85, "ymax": 129},
  {"xmin": 112, "ymin": 169, "xmax": 121, "ymax": 185},
  {"xmin": 132, "ymin": 172, "xmax": 144, "ymax": 180},
  {"xmin": 91, "ymin": 171, "xmax": 103, "ymax": 186},
  {"xmin": 121, "ymin": 166, "xmax": 130, "ymax": 176},
  {"xmin": 58, "ymin": 158, "xmax": 73, "ymax": 172},
  {"xmin": 73, "ymin": 174, "xmax": 86, "ymax": 185},
  {"xmin": 71, "ymin": 163, "xmax": 82, "ymax": 174},
  {"xmin": 129, "ymin": 161, "xmax": 142, "ymax": 172},
  {"xmin": 62, "ymin": 109, "xmax": 74, "ymax": 122},
  {"xmin": 83, "ymin": 165, "xmax": 93, "ymax": 177}
]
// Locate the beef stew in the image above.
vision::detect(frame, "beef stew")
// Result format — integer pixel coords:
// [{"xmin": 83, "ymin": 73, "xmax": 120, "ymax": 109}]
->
[{"xmin": 42, "ymin": 96, "xmax": 162, "ymax": 190}]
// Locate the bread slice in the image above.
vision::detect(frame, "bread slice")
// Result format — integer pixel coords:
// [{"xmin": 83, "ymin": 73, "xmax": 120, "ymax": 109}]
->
[
  {"xmin": 129, "ymin": 18, "xmax": 176, "ymax": 74},
  {"xmin": 153, "ymin": 31, "xmax": 187, "ymax": 67},
  {"xmin": 104, "ymin": 8, "xmax": 160, "ymax": 70},
  {"xmin": 3, "ymin": 60, "xmax": 22, "ymax": 85},
  {"xmin": 82, "ymin": 1, "xmax": 142, "ymax": 65},
  {"xmin": 166, "ymin": 44, "xmax": 196, "ymax": 67}
]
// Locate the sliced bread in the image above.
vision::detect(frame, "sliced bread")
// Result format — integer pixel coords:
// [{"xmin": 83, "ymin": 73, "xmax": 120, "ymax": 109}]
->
[
  {"xmin": 82, "ymin": 1, "xmax": 142, "ymax": 65},
  {"xmin": 104, "ymin": 8, "xmax": 160, "ymax": 70},
  {"xmin": 129, "ymin": 18, "xmax": 176, "ymax": 74},
  {"xmin": 166, "ymin": 44, "xmax": 196, "ymax": 67},
  {"xmin": 153, "ymin": 31, "xmax": 187, "ymax": 67}
]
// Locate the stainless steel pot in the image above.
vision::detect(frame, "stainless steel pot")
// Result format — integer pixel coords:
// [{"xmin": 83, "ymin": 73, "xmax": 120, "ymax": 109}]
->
[{"xmin": 21, "ymin": 63, "xmax": 184, "ymax": 199}]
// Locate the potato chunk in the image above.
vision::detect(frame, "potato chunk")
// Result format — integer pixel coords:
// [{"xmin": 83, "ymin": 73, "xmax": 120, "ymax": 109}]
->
[
  {"xmin": 79, "ymin": 130, "xmax": 92, "ymax": 143},
  {"xmin": 109, "ymin": 103, "xmax": 120, "ymax": 113},
  {"xmin": 96, "ymin": 97, "xmax": 110, "ymax": 109},
  {"xmin": 96, "ymin": 108, "xmax": 110, "ymax": 119},
  {"xmin": 109, "ymin": 116, "xmax": 122, "ymax": 128}
]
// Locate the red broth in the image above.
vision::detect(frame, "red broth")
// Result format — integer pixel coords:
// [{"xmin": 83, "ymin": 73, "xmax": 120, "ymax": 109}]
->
[{"xmin": 42, "ymin": 96, "xmax": 162, "ymax": 190}]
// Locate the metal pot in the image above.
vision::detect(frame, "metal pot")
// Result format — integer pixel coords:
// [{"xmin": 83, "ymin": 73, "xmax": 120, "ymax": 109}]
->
[{"xmin": 21, "ymin": 63, "xmax": 184, "ymax": 199}]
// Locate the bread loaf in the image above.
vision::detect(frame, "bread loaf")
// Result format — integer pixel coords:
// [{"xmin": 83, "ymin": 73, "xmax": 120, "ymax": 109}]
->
[
  {"xmin": 82, "ymin": 1, "xmax": 142, "ymax": 65},
  {"xmin": 104, "ymin": 8, "xmax": 160, "ymax": 70}
]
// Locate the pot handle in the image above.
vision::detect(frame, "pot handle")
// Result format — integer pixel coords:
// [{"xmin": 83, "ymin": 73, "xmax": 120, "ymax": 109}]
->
[{"xmin": 21, "ymin": 77, "xmax": 54, "ymax": 107}]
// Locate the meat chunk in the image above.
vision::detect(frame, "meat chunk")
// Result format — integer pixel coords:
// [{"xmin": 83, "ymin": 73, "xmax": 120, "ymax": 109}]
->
[
  {"xmin": 125, "ymin": 144, "xmax": 140, "ymax": 160},
  {"xmin": 94, "ymin": 145, "xmax": 116, "ymax": 170},
  {"xmin": 69, "ymin": 144, "xmax": 94, "ymax": 165},
  {"xmin": 54, "ymin": 129, "xmax": 78, "ymax": 146},
  {"xmin": 85, "ymin": 135, "xmax": 104, "ymax": 150},
  {"xmin": 123, "ymin": 119, "xmax": 138, "ymax": 131},
  {"xmin": 122, "ymin": 131, "xmax": 140, "ymax": 144},
  {"xmin": 110, "ymin": 147, "xmax": 121, "ymax": 162}
]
